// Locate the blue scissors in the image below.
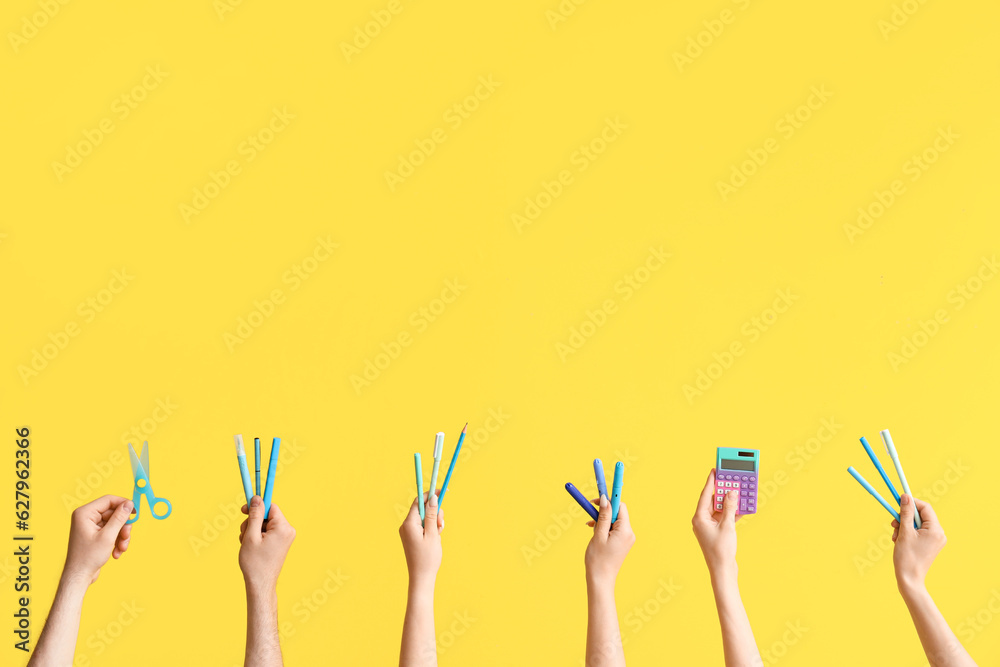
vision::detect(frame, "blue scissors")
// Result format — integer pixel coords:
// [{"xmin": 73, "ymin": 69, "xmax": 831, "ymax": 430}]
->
[{"xmin": 126, "ymin": 441, "xmax": 172, "ymax": 524}]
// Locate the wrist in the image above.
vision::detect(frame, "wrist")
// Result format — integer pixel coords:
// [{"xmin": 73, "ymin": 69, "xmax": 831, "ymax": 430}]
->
[
  {"xmin": 707, "ymin": 557, "xmax": 738, "ymax": 584},
  {"xmin": 585, "ymin": 569, "xmax": 616, "ymax": 593},
  {"xmin": 408, "ymin": 572, "xmax": 437, "ymax": 595},
  {"xmin": 244, "ymin": 575, "xmax": 278, "ymax": 600},
  {"xmin": 57, "ymin": 570, "xmax": 91, "ymax": 599},
  {"xmin": 897, "ymin": 575, "xmax": 929, "ymax": 602}
]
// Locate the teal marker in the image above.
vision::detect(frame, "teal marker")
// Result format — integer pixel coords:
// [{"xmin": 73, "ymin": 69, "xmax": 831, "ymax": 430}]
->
[{"xmin": 611, "ymin": 461, "xmax": 624, "ymax": 523}]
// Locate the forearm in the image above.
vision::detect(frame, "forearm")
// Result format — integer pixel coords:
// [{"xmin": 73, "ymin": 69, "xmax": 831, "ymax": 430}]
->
[
  {"xmin": 399, "ymin": 577, "xmax": 437, "ymax": 667},
  {"xmin": 245, "ymin": 583, "xmax": 283, "ymax": 667},
  {"xmin": 900, "ymin": 583, "xmax": 977, "ymax": 667},
  {"xmin": 585, "ymin": 576, "xmax": 625, "ymax": 667},
  {"xmin": 28, "ymin": 574, "xmax": 88, "ymax": 666},
  {"xmin": 709, "ymin": 562, "xmax": 761, "ymax": 667}
]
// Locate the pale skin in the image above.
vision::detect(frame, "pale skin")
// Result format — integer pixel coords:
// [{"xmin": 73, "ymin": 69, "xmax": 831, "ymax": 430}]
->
[
  {"xmin": 583, "ymin": 495, "xmax": 636, "ymax": 667},
  {"xmin": 889, "ymin": 494, "xmax": 977, "ymax": 667},
  {"xmin": 28, "ymin": 495, "xmax": 134, "ymax": 667},
  {"xmin": 239, "ymin": 496, "xmax": 296, "ymax": 667},
  {"xmin": 398, "ymin": 489, "xmax": 445, "ymax": 667},
  {"xmin": 692, "ymin": 469, "xmax": 761, "ymax": 667}
]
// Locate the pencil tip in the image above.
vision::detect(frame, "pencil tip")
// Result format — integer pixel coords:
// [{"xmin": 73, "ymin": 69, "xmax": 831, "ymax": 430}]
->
[{"xmin": 462, "ymin": 423, "xmax": 468, "ymax": 433}]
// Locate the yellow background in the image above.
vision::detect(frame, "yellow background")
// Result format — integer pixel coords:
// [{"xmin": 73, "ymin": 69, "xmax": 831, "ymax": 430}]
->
[{"xmin": 3, "ymin": 0, "xmax": 999, "ymax": 665}]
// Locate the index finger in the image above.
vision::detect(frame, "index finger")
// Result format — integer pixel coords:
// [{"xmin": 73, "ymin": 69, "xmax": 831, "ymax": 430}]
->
[
  {"xmin": 265, "ymin": 502, "xmax": 292, "ymax": 531},
  {"xmin": 694, "ymin": 469, "xmax": 716, "ymax": 518},
  {"xmin": 81, "ymin": 495, "xmax": 131, "ymax": 515}
]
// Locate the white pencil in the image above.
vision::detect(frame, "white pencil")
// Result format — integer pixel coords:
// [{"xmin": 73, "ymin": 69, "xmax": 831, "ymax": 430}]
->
[
  {"xmin": 881, "ymin": 429, "xmax": 921, "ymax": 528},
  {"xmin": 428, "ymin": 432, "xmax": 444, "ymax": 499}
]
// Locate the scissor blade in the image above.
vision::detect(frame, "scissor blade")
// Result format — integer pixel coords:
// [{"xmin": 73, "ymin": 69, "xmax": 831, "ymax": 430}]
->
[
  {"xmin": 140, "ymin": 441, "xmax": 150, "ymax": 477},
  {"xmin": 128, "ymin": 443, "xmax": 148, "ymax": 480}
]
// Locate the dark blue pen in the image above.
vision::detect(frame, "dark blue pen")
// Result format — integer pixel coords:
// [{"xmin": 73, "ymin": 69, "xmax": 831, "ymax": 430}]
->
[
  {"xmin": 565, "ymin": 482, "xmax": 599, "ymax": 521},
  {"xmin": 254, "ymin": 437, "xmax": 261, "ymax": 497}
]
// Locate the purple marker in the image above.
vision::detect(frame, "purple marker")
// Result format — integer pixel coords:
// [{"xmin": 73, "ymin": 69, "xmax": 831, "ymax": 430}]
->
[{"xmin": 565, "ymin": 482, "xmax": 599, "ymax": 521}]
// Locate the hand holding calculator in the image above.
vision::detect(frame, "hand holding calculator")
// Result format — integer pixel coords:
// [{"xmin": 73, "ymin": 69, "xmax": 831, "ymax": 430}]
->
[{"xmin": 715, "ymin": 448, "xmax": 760, "ymax": 515}]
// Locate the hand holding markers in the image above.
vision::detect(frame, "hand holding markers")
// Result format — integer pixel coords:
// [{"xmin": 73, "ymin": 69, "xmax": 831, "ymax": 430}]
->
[
  {"xmin": 239, "ymin": 497, "xmax": 296, "ymax": 591},
  {"xmin": 566, "ymin": 458, "xmax": 625, "ymax": 524},
  {"xmin": 584, "ymin": 495, "xmax": 635, "ymax": 586},
  {"xmin": 413, "ymin": 425, "xmax": 466, "ymax": 526}
]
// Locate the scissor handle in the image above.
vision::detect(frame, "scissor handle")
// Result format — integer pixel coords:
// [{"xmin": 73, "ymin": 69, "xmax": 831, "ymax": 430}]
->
[{"xmin": 148, "ymin": 495, "xmax": 172, "ymax": 520}]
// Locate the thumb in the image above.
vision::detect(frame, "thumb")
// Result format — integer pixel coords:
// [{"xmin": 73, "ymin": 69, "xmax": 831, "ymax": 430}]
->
[
  {"xmin": 424, "ymin": 492, "xmax": 439, "ymax": 536},
  {"xmin": 898, "ymin": 494, "xmax": 916, "ymax": 536},
  {"xmin": 594, "ymin": 495, "xmax": 612, "ymax": 537},
  {"xmin": 102, "ymin": 500, "xmax": 134, "ymax": 541},
  {"xmin": 246, "ymin": 496, "xmax": 266, "ymax": 541},
  {"xmin": 721, "ymin": 490, "xmax": 738, "ymax": 527}
]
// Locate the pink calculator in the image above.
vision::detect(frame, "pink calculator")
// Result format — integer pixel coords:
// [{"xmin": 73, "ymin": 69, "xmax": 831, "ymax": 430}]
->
[{"xmin": 715, "ymin": 447, "xmax": 759, "ymax": 515}]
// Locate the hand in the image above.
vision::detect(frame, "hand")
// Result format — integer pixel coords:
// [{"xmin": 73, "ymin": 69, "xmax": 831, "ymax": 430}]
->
[
  {"xmin": 399, "ymin": 491, "xmax": 445, "ymax": 584},
  {"xmin": 692, "ymin": 469, "xmax": 739, "ymax": 574},
  {"xmin": 64, "ymin": 495, "xmax": 134, "ymax": 586},
  {"xmin": 891, "ymin": 494, "xmax": 946, "ymax": 593},
  {"xmin": 239, "ymin": 496, "xmax": 296, "ymax": 592},
  {"xmin": 584, "ymin": 496, "xmax": 635, "ymax": 587}
]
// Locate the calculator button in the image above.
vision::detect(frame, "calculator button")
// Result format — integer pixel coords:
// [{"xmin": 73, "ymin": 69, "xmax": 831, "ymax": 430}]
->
[
  {"xmin": 749, "ymin": 484, "xmax": 755, "ymax": 489},
  {"xmin": 749, "ymin": 476, "xmax": 756, "ymax": 482},
  {"xmin": 740, "ymin": 500, "xmax": 747, "ymax": 511},
  {"xmin": 716, "ymin": 503, "xmax": 723, "ymax": 510},
  {"xmin": 725, "ymin": 475, "xmax": 732, "ymax": 480},
  {"xmin": 716, "ymin": 496, "xmax": 723, "ymax": 503},
  {"xmin": 741, "ymin": 489, "xmax": 747, "ymax": 496},
  {"xmin": 741, "ymin": 476, "xmax": 748, "ymax": 481}
]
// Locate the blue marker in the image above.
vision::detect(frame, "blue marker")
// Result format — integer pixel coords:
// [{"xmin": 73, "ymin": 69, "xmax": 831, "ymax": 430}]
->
[
  {"xmin": 254, "ymin": 437, "xmax": 261, "ymax": 498},
  {"xmin": 438, "ymin": 424, "xmax": 467, "ymax": 507},
  {"xmin": 262, "ymin": 437, "xmax": 280, "ymax": 520},
  {"xmin": 565, "ymin": 482, "xmax": 599, "ymax": 521},
  {"xmin": 848, "ymin": 466, "xmax": 900, "ymax": 522},
  {"xmin": 593, "ymin": 459, "xmax": 608, "ymax": 499},
  {"xmin": 860, "ymin": 437, "xmax": 900, "ymax": 504},
  {"xmin": 610, "ymin": 461, "xmax": 624, "ymax": 523}
]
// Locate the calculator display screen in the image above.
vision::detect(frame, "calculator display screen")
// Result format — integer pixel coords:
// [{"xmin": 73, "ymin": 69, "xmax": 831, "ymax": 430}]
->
[{"xmin": 721, "ymin": 458, "xmax": 755, "ymax": 472}]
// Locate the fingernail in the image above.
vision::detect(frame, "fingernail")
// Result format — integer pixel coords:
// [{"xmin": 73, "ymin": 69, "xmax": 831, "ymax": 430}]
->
[
  {"xmin": 901, "ymin": 494, "xmax": 909, "ymax": 505},
  {"xmin": 599, "ymin": 495, "xmax": 608, "ymax": 508},
  {"xmin": 251, "ymin": 496, "xmax": 261, "ymax": 507},
  {"xmin": 429, "ymin": 493, "xmax": 438, "ymax": 507}
]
